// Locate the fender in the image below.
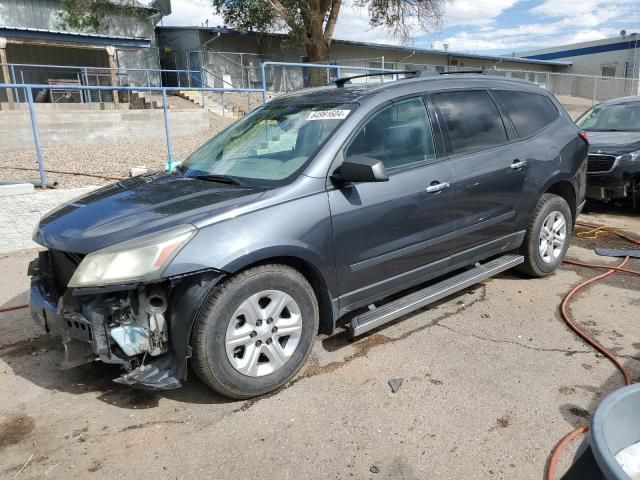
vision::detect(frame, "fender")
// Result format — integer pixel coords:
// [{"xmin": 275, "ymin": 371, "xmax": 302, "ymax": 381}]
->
[{"xmin": 167, "ymin": 271, "xmax": 225, "ymax": 382}]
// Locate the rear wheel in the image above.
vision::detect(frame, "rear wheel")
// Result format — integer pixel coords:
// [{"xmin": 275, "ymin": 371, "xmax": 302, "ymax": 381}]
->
[
  {"xmin": 191, "ymin": 264, "xmax": 319, "ymax": 399},
  {"xmin": 517, "ymin": 193, "xmax": 572, "ymax": 277}
]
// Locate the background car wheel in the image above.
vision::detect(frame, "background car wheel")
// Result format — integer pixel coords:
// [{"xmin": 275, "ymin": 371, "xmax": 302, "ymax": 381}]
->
[
  {"xmin": 517, "ymin": 193, "xmax": 572, "ymax": 277},
  {"xmin": 191, "ymin": 264, "xmax": 319, "ymax": 399}
]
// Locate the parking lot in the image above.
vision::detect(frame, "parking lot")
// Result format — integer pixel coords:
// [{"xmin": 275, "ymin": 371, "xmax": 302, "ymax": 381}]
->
[{"xmin": 0, "ymin": 205, "xmax": 638, "ymax": 480}]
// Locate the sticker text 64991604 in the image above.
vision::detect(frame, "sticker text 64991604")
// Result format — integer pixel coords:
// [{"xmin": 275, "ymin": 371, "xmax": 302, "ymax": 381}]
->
[{"xmin": 307, "ymin": 110, "xmax": 351, "ymax": 121}]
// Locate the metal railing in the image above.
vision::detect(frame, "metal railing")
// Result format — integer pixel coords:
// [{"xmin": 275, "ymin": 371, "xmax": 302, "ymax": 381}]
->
[
  {"xmin": 259, "ymin": 61, "xmax": 409, "ymax": 101},
  {"xmin": 6, "ymin": 59, "xmax": 640, "ymax": 188},
  {"xmin": 1, "ymin": 63, "xmax": 204, "ymax": 104},
  {"xmin": 0, "ymin": 83, "xmax": 264, "ymax": 186}
]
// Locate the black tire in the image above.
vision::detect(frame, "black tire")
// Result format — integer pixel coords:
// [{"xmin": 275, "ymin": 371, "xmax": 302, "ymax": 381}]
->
[
  {"xmin": 191, "ymin": 264, "xmax": 319, "ymax": 399},
  {"xmin": 517, "ymin": 193, "xmax": 573, "ymax": 277}
]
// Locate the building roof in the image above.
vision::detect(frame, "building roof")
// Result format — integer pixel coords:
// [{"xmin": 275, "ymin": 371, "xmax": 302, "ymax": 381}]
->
[
  {"xmin": 517, "ymin": 33, "xmax": 640, "ymax": 61},
  {"xmin": 0, "ymin": 26, "xmax": 151, "ymax": 48},
  {"xmin": 156, "ymin": 26, "xmax": 573, "ymax": 67}
]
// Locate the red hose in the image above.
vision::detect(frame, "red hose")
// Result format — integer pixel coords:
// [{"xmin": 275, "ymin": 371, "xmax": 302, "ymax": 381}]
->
[
  {"xmin": 546, "ymin": 221, "xmax": 639, "ymax": 480},
  {"xmin": 5, "ymin": 166, "xmax": 125, "ymax": 181},
  {"xmin": 0, "ymin": 304, "xmax": 28, "ymax": 313}
]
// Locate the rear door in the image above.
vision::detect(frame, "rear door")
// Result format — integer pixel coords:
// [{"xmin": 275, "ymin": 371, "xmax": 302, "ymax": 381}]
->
[
  {"xmin": 431, "ymin": 89, "xmax": 530, "ymax": 256},
  {"xmin": 328, "ymin": 96, "xmax": 457, "ymax": 310}
]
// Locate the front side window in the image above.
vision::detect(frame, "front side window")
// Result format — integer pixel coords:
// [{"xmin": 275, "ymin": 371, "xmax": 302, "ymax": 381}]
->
[
  {"xmin": 179, "ymin": 102, "xmax": 354, "ymax": 186},
  {"xmin": 344, "ymin": 97, "xmax": 436, "ymax": 172},
  {"xmin": 494, "ymin": 90, "xmax": 559, "ymax": 138},
  {"xmin": 577, "ymin": 103, "xmax": 640, "ymax": 132},
  {"xmin": 433, "ymin": 90, "xmax": 508, "ymax": 155}
]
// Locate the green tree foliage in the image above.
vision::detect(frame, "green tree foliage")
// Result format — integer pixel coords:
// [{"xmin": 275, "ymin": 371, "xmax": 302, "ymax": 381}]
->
[
  {"xmin": 57, "ymin": 0, "xmax": 149, "ymax": 32},
  {"xmin": 213, "ymin": 0, "xmax": 449, "ymax": 63}
]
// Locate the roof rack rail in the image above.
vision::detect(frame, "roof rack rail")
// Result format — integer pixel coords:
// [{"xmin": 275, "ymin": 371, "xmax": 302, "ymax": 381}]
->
[
  {"xmin": 334, "ymin": 71, "xmax": 415, "ymax": 88},
  {"xmin": 333, "ymin": 68, "xmax": 504, "ymax": 87}
]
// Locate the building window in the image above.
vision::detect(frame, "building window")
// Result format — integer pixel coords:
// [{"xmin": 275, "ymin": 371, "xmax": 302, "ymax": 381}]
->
[{"xmin": 601, "ymin": 64, "xmax": 617, "ymax": 78}]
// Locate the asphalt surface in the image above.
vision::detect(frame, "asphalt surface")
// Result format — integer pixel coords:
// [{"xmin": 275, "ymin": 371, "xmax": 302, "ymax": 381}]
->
[{"xmin": 0, "ymin": 204, "xmax": 638, "ymax": 480}]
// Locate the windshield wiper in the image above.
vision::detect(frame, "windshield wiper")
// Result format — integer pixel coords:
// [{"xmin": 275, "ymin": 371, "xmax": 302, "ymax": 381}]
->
[{"xmin": 193, "ymin": 174, "xmax": 245, "ymax": 186}]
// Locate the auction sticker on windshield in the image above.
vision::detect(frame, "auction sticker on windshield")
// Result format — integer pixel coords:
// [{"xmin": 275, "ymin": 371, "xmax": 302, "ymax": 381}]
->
[{"xmin": 307, "ymin": 110, "xmax": 351, "ymax": 120}]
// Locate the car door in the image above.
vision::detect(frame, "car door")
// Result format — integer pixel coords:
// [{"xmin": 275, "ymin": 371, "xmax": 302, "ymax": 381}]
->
[
  {"xmin": 430, "ymin": 89, "xmax": 530, "ymax": 256},
  {"xmin": 328, "ymin": 96, "xmax": 457, "ymax": 311}
]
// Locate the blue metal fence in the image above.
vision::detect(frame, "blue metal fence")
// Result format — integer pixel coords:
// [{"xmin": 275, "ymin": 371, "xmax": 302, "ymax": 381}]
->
[
  {"xmin": 259, "ymin": 61, "xmax": 403, "ymax": 101},
  {"xmin": 0, "ymin": 83, "xmax": 265, "ymax": 186},
  {"xmin": 0, "ymin": 61, "xmax": 404, "ymax": 187}
]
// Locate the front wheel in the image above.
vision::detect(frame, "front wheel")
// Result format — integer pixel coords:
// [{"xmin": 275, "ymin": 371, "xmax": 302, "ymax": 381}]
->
[
  {"xmin": 191, "ymin": 264, "xmax": 319, "ymax": 399},
  {"xmin": 517, "ymin": 193, "xmax": 572, "ymax": 277}
]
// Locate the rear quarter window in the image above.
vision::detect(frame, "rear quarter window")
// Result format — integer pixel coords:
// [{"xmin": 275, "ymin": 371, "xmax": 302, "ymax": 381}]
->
[
  {"xmin": 432, "ymin": 90, "xmax": 508, "ymax": 155},
  {"xmin": 494, "ymin": 90, "xmax": 559, "ymax": 138}
]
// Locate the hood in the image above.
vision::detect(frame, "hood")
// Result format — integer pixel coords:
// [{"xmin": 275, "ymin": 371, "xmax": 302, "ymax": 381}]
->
[
  {"xmin": 587, "ymin": 131, "xmax": 640, "ymax": 156},
  {"xmin": 35, "ymin": 172, "xmax": 266, "ymax": 254}
]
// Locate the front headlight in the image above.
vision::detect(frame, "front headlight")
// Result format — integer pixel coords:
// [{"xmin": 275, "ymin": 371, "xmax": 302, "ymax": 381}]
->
[
  {"xmin": 619, "ymin": 149, "xmax": 640, "ymax": 164},
  {"xmin": 68, "ymin": 225, "xmax": 197, "ymax": 288}
]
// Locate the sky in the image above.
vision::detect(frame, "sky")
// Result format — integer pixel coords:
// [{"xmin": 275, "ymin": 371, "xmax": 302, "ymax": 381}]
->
[{"xmin": 160, "ymin": 0, "xmax": 640, "ymax": 55}]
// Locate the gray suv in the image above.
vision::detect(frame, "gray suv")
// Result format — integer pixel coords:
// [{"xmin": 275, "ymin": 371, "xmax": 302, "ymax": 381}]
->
[{"xmin": 29, "ymin": 72, "xmax": 588, "ymax": 398}]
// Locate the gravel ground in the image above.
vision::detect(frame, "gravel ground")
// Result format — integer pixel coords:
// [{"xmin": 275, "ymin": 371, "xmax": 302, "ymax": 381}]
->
[
  {"xmin": 0, "ymin": 208, "xmax": 638, "ymax": 479},
  {"xmin": 0, "ymin": 113, "xmax": 234, "ymax": 188}
]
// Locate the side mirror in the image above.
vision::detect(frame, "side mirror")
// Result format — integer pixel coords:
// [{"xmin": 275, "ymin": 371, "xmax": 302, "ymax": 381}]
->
[{"xmin": 331, "ymin": 155, "xmax": 389, "ymax": 183}]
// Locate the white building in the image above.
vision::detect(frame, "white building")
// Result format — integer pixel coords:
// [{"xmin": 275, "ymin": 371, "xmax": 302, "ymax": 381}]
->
[{"xmin": 516, "ymin": 33, "xmax": 640, "ymax": 79}]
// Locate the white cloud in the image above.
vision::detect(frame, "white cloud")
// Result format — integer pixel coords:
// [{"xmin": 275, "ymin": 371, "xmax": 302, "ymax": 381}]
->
[
  {"xmin": 441, "ymin": 0, "xmax": 518, "ymax": 27},
  {"xmin": 162, "ymin": 0, "xmax": 224, "ymax": 27},
  {"xmin": 430, "ymin": 0, "xmax": 637, "ymax": 53}
]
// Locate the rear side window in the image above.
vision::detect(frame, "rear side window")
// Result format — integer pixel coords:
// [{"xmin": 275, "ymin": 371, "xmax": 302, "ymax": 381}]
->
[
  {"xmin": 433, "ymin": 90, "xmax": 508, "ymax": 154},
  {"xmin": 494, "ymin": 90, "xmax": 559, "ymax": 138},
  {"xmin": 345, "ymin": 97, "xmax": 436, "ymax": 172}
]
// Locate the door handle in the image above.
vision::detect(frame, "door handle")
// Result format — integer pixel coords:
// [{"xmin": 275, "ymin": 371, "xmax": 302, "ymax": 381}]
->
[
  {"xmin": 510, "ymin": 159, "xmax": 528, "ymax": 170},
  {"xmin": 425, "ymin": 181, "xmax": 450, "ymax": 193}
]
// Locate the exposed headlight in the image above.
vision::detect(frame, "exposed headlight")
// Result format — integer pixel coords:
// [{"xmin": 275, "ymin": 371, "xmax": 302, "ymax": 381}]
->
[
  {"xmin": 619, "ymin": 149, "xmax": 640, "ymax": 164},
  {"xmin": 68, "ymin": 225, "xmax": 197, "ymax": 288}
]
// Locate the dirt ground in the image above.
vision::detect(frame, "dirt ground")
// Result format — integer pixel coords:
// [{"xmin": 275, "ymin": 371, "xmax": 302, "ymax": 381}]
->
[{"xmin": 0, "ymin": 204, "xmax": 638, "ymax": 480}]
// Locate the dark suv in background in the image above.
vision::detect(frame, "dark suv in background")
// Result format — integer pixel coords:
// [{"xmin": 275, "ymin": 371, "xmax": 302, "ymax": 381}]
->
[
  {"xmin": 29, "ymin": 72, "xmax": 588, "ymax": 398},
  {"xmin": 576, "ymin": 96, "xmax": 640, "ymax": 210}
]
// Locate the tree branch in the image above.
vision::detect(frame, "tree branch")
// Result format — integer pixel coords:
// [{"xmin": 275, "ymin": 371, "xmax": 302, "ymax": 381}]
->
[
  {"xmin": 323, "ymin": 0, "xmax": 341, "ymax": 42},
  {"xmin": 266, "ymin": 0, "xmax": 298, "ymax": 31}
]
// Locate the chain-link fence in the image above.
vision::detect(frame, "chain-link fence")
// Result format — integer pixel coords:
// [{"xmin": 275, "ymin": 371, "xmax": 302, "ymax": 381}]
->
[
  {"xmin": 203, "ymin": 51, "xmax": 263, "ymax": 89},
  {"xmin": 261, "ymin": 61, "xmax": 412, "ymax": 95},
  {"xmin": 494, "ymin": 69, "xmax": 639, "ymax": 105}
]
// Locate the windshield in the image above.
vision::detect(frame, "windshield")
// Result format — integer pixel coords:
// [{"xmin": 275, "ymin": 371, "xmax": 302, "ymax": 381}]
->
[
  {"xmin": 576, "ymin": 103, "xmax": 640, "ymax": 131},
  {"xmin": 178, "ymin": 102, "xmax": 355, "ymax": 186}
]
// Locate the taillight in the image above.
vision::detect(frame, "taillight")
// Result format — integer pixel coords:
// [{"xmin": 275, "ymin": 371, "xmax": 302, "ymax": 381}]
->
[{"xmin": 579, "ymin": 131, "xmax": 589, "ymax": 144}]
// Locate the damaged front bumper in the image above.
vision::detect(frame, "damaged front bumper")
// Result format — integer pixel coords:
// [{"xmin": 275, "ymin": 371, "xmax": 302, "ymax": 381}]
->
[{"xmin": 28, "ymin": 251, "xmax": 223, "ymax": 391}]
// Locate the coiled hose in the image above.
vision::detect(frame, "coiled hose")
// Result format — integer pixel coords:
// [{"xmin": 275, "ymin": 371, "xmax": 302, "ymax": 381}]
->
[{"xmin": 546, "ymin": 221, "xmax": 640, "ymax": 480}]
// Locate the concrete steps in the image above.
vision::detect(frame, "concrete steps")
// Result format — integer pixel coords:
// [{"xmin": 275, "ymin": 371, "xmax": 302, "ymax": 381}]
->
[{"xmin": 177, "ymin": 91, "xmax": 240, "ymax": 118}]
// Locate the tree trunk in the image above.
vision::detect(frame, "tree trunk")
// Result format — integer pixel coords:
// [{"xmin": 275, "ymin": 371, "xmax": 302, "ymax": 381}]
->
[{"xmin": 304, "ymin": 28, "xmax": 331, "ymax": 87}]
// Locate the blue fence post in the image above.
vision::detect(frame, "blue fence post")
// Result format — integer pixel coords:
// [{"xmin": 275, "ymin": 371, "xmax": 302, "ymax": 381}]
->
[
  {"xmin": 83, "ymin": 67, "xmax": 92, "ymax": 108},
  {"xmin": 162, "ymin": 89, "xmax": 176, "ymax": 171},
  {"xmin": 261, "ymin": 63, "xmax": 267, "ymax": 103},
  {"xmin": 9, "ymin": 64, "xmax": 19, "ymax": 104},
  {"xmin": 25, "ymin": 87, "xmax": 47, "ymax": 187},
  {"xmin": 145, "ymin": 69, "xmax": 150, "ymax": 87},
  {"xmin": 76, "ymin": 72, "xmax": 84, "ymax": 103},
  {"xmin": 336, "ymin": 66, "xmax": 341, "ymax": 79}
]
